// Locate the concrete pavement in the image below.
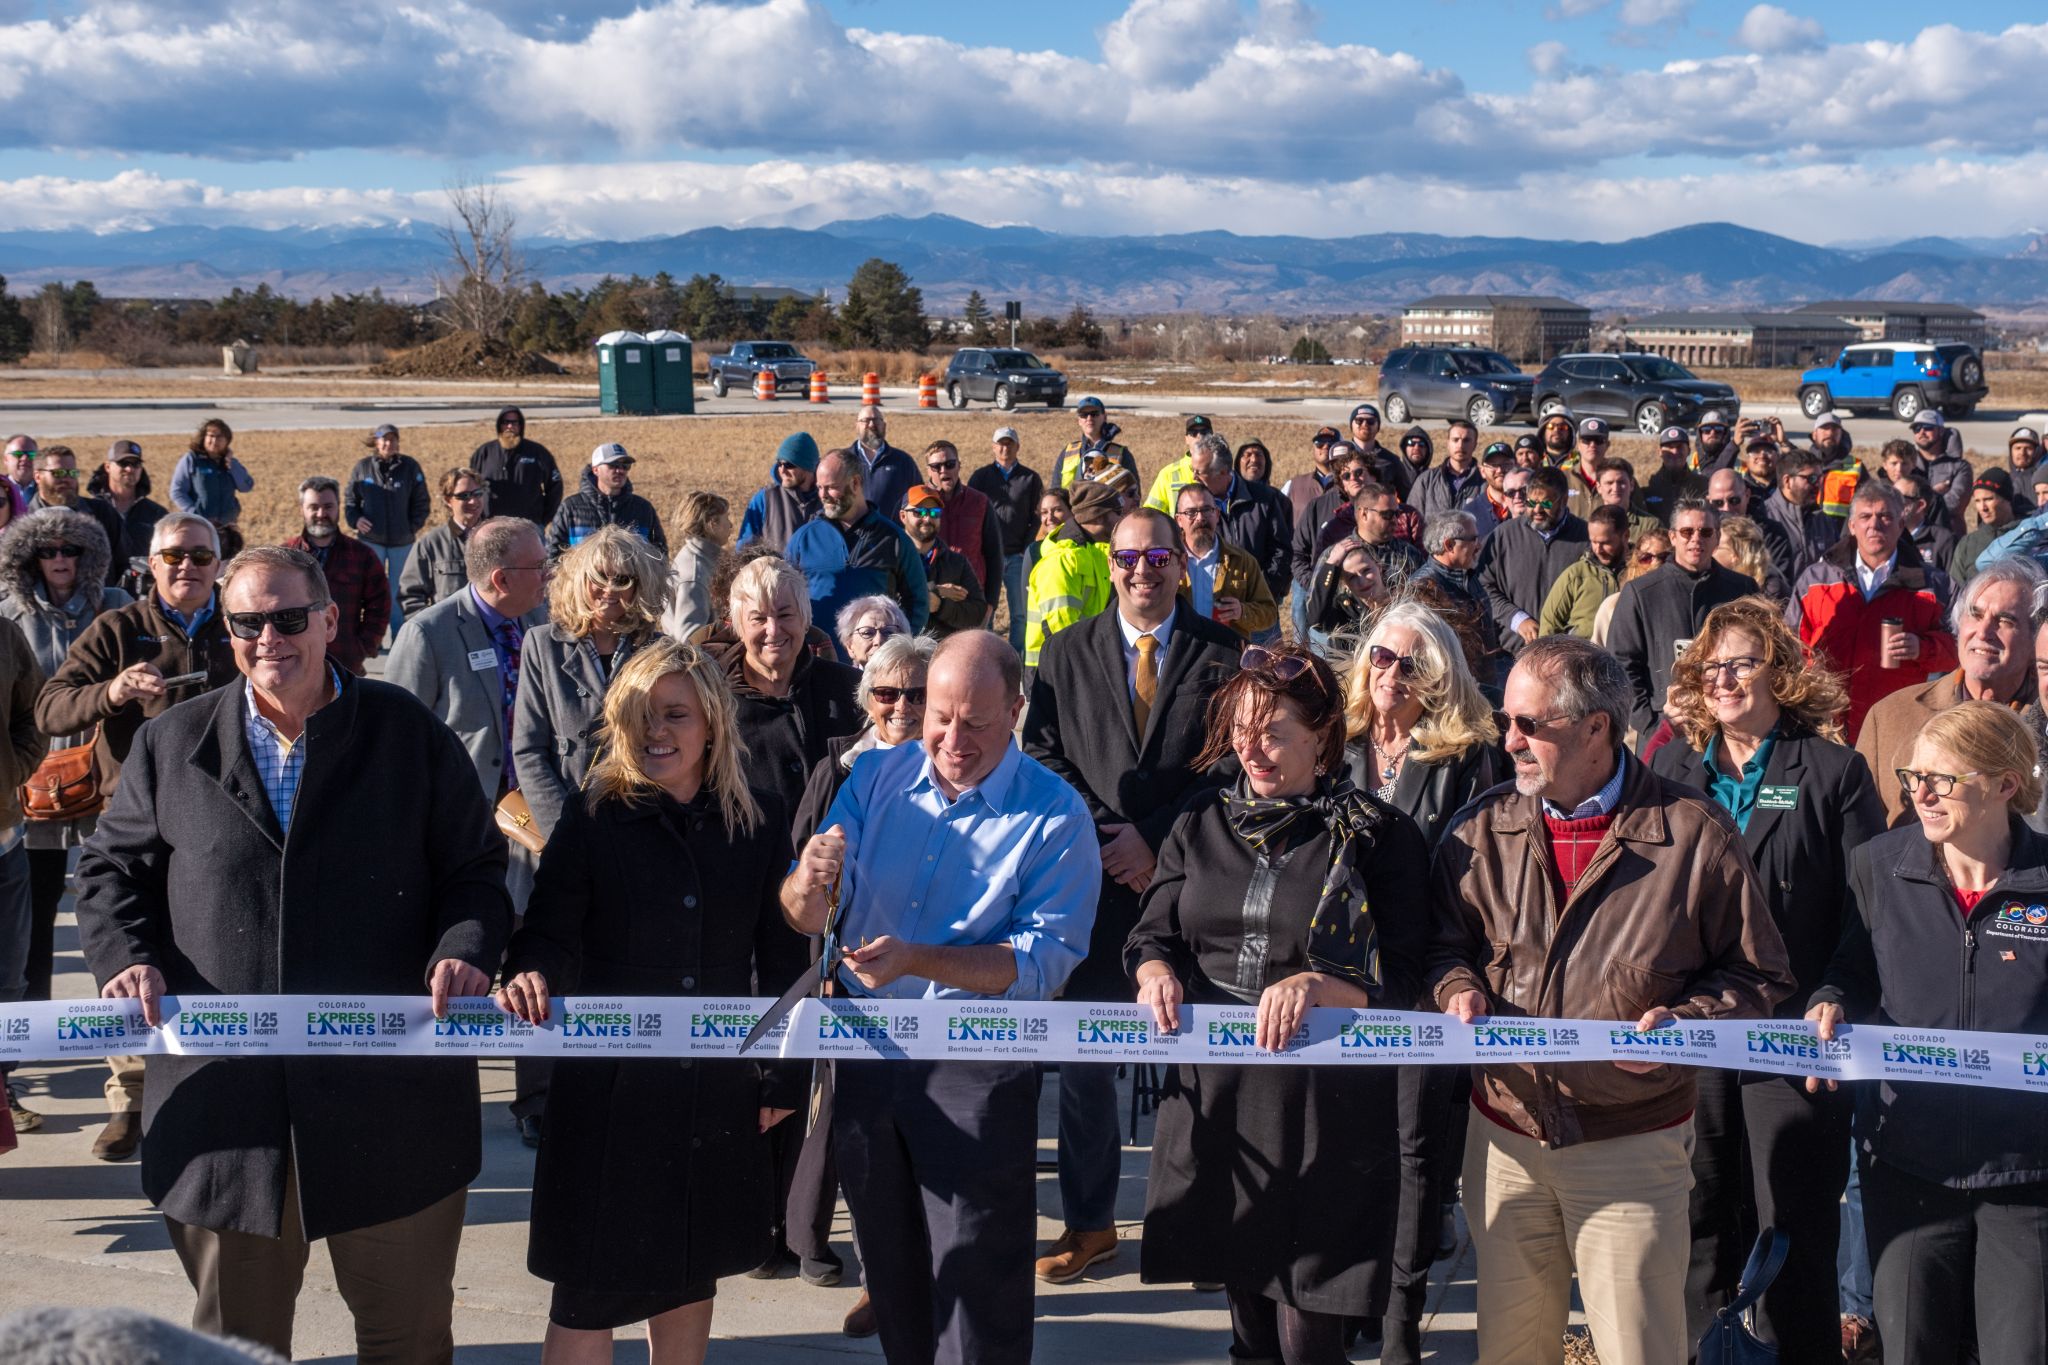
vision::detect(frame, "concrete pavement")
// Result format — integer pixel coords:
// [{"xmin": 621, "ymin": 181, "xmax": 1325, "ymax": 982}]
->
[{"xmin": 0, "ymin": 897, "xmax": 1517, "ymax": 1363}]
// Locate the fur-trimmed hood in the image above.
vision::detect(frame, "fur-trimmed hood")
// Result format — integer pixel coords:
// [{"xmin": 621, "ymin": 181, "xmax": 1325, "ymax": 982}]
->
[{"xmin": 0, "ymin": 506, "xmax": 114, "ymax": 610}]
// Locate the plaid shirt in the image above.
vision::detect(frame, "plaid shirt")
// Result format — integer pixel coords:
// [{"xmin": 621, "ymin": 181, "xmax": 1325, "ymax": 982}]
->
[
  {"xmin": 282, "ymin": 533, "xmax": 390, "ymax": 675},
  {"xmin": 243, "ymin": 666, "xmax": 342, "ymax": 832}
]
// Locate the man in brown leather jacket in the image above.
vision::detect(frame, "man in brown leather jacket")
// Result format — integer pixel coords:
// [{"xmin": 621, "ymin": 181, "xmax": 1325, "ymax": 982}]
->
[{"xmin": 1427, "ymin": 635, "xmax": 1794, "ymax": 1365}]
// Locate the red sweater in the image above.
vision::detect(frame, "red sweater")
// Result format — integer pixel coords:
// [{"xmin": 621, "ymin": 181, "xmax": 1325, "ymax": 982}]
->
[{"xmin": 1543, "ymin": 810, "xmax": 1615, "ymax": 905}]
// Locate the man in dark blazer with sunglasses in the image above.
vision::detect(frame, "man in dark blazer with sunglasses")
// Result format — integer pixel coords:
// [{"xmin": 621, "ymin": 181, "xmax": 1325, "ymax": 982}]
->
[
  {"xmin": 1022, "ymin": 505, "xmax": 1241, "ymax": 1284},
  {"xmin": 73, "ymin": 544, "xmax": 510, "ymax": 1365}
]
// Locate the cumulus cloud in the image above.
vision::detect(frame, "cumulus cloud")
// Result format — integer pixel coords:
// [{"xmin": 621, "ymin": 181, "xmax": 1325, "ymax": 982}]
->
[
  {"xmin": 1526, "ymin": 40, "xmax": 1572, "ymax": 76},
  {"xmin": 1735, "ymin": 4, "xmax": 1825, "ymax": 54}
]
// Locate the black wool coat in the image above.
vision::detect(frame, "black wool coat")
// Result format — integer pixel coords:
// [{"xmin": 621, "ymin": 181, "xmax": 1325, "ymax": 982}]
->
[
  {"xmin": 1650, "ymin": 723, "xmax": 1886, "ymax": 1016},
  {"xmin": 73, "ymin": 674, "xmax": 511, "ymax": 1240},
  {"xmin": 507, "ymin": 788, "xmax": 809, "ymax": 1294},
  {"xmin": 1022, "ymin": 600, "xmax": 1240, "ymax": 1001}
]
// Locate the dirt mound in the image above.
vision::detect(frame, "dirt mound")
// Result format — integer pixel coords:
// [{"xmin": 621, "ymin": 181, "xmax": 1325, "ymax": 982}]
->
[{"xmin": 372, "ymin": 331, "xmax": 565, "ymax": 381}]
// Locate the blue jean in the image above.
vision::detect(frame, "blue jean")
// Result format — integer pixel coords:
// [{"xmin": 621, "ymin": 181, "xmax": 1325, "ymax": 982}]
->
[
  {"xmin": 1289, "ymin": 581, "xmax": 1309, "ymax": 645},
  {"xmin": 1001, "ymin": 553, "xmax": 1027, "ymax": 652},
  {"xmin": 1839, "ymin": 1131, "xmax": 1874, "ymax": 1317},
  {"xmin": 1053, "ymin": 1062, "xmax": 1121, "ymax": 1232},
  {"xmin": 363, "ymin": 541, "xmax": 411, "ymax": 638}
]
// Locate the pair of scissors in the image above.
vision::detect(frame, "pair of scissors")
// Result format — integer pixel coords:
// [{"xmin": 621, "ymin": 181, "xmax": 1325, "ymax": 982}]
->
[{"xmin": 739, "ymin": 872, "xmax": 848, "ymax": 1055}]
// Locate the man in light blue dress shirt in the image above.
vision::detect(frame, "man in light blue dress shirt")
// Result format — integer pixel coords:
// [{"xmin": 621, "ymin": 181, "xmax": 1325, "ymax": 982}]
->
[{"xmin": 782, "ymin": 630, "xmax": 1099, "ymax": 1365}]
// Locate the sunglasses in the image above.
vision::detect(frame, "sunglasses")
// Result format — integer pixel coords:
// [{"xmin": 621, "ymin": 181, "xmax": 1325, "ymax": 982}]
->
[
  {"xmin": 1578, "ymin": 436, "xmax": 1609, "ymax": 446},
  {"xmin": 450, "ymin": 488, "xmax": 487, "ymax": 503},
  {"xmin": 868, "ymin": 685, "xmax": 927, "ymax": 706},
  {"xmin": 1524, "ymin": 498, "xmax": 1557, "ymax": 513},
  {"xmin": 1706, "ymin": 496, "xmax": 1744, "ymax": 510},
  {"xmin": 156, "ymin": 547, "xmax": 217, "ymax": 567},
  {"xmin": 1505, "ymin": 486, "xmax": 1531, "ymax": 500},
  {"xmin": 35, "ymin": 544, "xmax": 85, "ymax": 561},
  {"xmin": 1338, "ymin": 470, "xmax": 1370, "ymax": 484},
  {"xmin": 1240, "ymin": 645, "xmax": 1326, "ymax": 695},
  {"xmin": 927, "ymin": 459, "xmax": 959, "ymax": 471},
  {"xmin": 114, "ymin": 457, "xmax": 144, "ymax": 470},
  {"xmin": 38, "ymin": 467, "xmax": 80, "ymax": 480},
  {"xmin": 599, "ymin": 458, "xmax": 635, "ymax": 472},
  {"xmin": 1403, "ymin": 438, "xmax": 1426, "ymax": 448},
  {"xmin": 225, "ymin": 606, "xmax": 317, "ymax": 639},
  {"xmin": 906, "ymin": 507, "xmax": 944, "ymax": 519},
  {"xmin": 597, "ymin": 574, "xmax": 637, "ymax": 591},
  {"xmin": 1109, "ymin": 548, "xmax": 1179, "ymax": 571},
  {"xmin": 1672, "ymin": 526, "xmax": 1715, "ymax": 539},
  {"xmin": 1637, "ymin": 550, "xmax": 1673, "ymax": 565},
  {"xmin": 1506, "ymin": 712, "xmax": 1572, "ymax": 737},
  {"xmin": 6, "ymin": 448, "xmax": 36, "ymax": 460},
  {"xmin": 1367, "ymin": 644, "xmax": 1418, "ymax": 677}
]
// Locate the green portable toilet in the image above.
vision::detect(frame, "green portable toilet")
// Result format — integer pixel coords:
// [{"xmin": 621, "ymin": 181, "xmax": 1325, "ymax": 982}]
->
[
  {"xmin": 644, "ymin": 329, "xmax": 696, "ymax": 415},
  {"xmin": 596, "ymin": 331, "xmax": 655, "ymax": 415}
]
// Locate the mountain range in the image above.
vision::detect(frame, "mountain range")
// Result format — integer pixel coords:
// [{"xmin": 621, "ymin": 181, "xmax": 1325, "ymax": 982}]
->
[{"xmin": 4, "ymin": 215, "xmax": 2047, "ymax": 316}]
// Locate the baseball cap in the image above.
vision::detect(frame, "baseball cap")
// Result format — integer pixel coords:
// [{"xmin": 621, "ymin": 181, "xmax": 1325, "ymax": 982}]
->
[
  {"xmin": 1657, "ymin": 425, "xmax": 1687, "ymax": 445},
  {"xmin": 1811, "ymin": 413, "xmax": 1843, "ymax": 430},
  {"xmin": 1482, "ymin": 441, "xmax": 1515, "ymax": 463},
  {"xmin": 371, "ymin": 423, "xmax": 399, "ymax": 441},
  {"xmin": 776, "ymin": 431, "xmax": 820, "ymax": 471},
  {"xmin": 903, "ymin": 485, "xmax": 944, "ymax": 511},
  {"xmin": 589, "ymin": 442, "xmax": 632, "ymax": 467},
  {"xmin": 1350, "ymin": 403, "xmax": 1381, "ymax": 424},
  {"xmin": 106, "ymin": 439, "xmax": 142, "ymax": 460},
  {"xmin": 1910, "ymin": 410, "xmax": 1945, "ymax": 430},
  {"xmin": 992, "ymin": 426, "xmax": 1020, "ymax": 444},
  {"xmin": 2011, "ymin": 427, "xmax": 2041, "ymax": 445},
  {"xmin": 1312, "ymin": 426, "xmax": 1342, "ymax": 447},
  {"xmin": 1185, "ymin": 415, "xmax": 1212, "ymax": 435},
  {"xmin": 1075, "ymin": 396, "xmax": 1106, "ymax": 414},
  {"xmin": 1974, "ymin": 468, "xmax": 2016, "ymax": 500},
  {"xmin": 1068, "ymin": 480, "xmax": 1120, "ymax": 517},
  {"xmin": 1699, "ymin": 410, "xmax": 1730, "ymax": 430},
  {"xmin": 1514, "ymin": 434, "xmax": 1540, "ymax": 451},
  {"xmin": 1578, "ymin": 417, "xmax": 1611, "ymax": 440}
]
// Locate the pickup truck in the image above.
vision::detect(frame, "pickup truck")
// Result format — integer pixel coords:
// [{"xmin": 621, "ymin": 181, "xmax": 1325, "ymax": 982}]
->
[{"xmin": 707, "ymin": 341, "xmax": 817, "ymax": 397}]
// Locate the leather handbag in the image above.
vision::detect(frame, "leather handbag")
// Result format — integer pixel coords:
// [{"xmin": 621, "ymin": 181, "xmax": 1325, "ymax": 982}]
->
[
  {"xmin": 1696, "ymin": 1227, "xmax": 1791, "ymax": 1365},
  {"xmin": 21, "ymin": 728, "xmax": 105, "ymax": 822},
  {"xmin": 495, "ymin": 788, "xmax": 547, "ymax": 856}
]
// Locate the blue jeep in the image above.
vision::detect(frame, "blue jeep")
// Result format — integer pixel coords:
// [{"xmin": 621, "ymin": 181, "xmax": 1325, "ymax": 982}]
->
[{"xmin": 1798, "ymin": 341, "xmax": 1987, "ymax": 423}]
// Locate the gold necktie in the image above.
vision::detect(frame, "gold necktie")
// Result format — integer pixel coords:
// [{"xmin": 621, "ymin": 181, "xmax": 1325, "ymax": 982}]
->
[{"xmin": 1133, "ymin": 634, "xmax": 1159, "ymax": 734}]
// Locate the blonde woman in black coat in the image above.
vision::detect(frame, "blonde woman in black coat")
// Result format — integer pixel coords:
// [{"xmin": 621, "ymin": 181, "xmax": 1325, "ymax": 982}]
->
[{"xmin": 498, "ymin": 638, "xmax": 807, "ymax": 1362}]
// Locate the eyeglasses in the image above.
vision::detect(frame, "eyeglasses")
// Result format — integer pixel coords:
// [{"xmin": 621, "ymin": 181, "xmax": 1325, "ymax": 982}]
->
[
  {"xmin": 1240, "ymin": 645, "xmax": 1328, "ymax": 696},
  {"xmin": 38, "ymin": 467, "xmax": 80, "ymax": 480},
  {"xmin": 450, "ymin": 488, "xmax": 487, "ymax": 503},
  {"xmin": 906, "ymin": 506, "xmax": 944, "ymax": 520},
  {"xmin": 868, "ymin": 685, "xmax": 927, "ymax": 706},
  {"xmin": 1699, "ymin": 656, "xmax": 1764, "ymax": 683},
  {"xmin": 1672, "ymin": 526, "xmax": 1716, "ymax": 539},
  {"xmin": 225, "ymin": 606, "xmax": 318, "ymax": 639},
  {"xmin": 1895, "ymin": 768, "xmax": 1982, "ymax": 798},
  {"xmin": 1367, "ymin": 644, "xmax": 1418, "ymax": 677},
  {"xmin": 35, "ymin": 545, "xmax": 84, "ymax": 561},
  {"xmin": 1637, "ymin": 550, "xmax": 1673, "ymax": 565},
  {"xmin": 1505, "ymin": 486, "xmax": 1531, "ymax": 501},
  {"xmin": 850, "ymin": 624, "xmax": 899, "ymax": 642},
  {"xmin": 1337, "ymin": 469, "xmax": 1370, "ymax": 484},
  {"xmin": 1110, "ymin": 548, "xmax": 1179, "ymax": 571},
  {"xmin": 1174, "ymin": 505, "xmax": 1216, "ymax": 519},
  {"xmin": 926, "ymin": 459, "xmax": 959, "ymax": 471},
  {"xmin": 1507, "ymin": 712, "xmax": 1573, "ymax": 737},
  {"xmin": 155, "ymin": 547, "xmax": 217, "ymax": 567},
  {"xmin": 114, "ymin": 457, "xmax": 144, "ymax": 470},
  {"xmin": 1784, "ymin": 472, "xmax": 1817, "ymax": 483},
  {"xmin": 1524, "ymin": 498, "xmax": 1557, "ymax": 513}
]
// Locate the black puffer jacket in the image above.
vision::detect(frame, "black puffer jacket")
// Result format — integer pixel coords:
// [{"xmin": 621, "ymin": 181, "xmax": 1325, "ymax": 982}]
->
[{"xmin": 1812, "ymin": 818, "xmax": 2048, "ymax": 1190}]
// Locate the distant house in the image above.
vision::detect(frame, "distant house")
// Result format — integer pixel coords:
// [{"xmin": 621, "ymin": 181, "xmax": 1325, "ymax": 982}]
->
[
  {"xmin": 1400, "ymin": 294, "xmax": 1591, "ymax": 361},
  {"xmin": 1793, "ymin": 300, "xmax": 1987, "ymax": 347},
  {"xmin": 1624, "ymin": 311, "xmax": 1861, "ymax": 368}
]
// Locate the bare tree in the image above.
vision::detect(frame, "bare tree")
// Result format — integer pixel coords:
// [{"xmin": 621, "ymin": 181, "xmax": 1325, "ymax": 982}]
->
[{"xmin": 435, "ymin": 176, "xmax": 526, "ymax": 340}]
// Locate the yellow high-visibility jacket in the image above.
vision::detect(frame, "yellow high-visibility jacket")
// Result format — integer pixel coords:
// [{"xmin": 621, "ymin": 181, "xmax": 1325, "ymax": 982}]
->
[{"xmin": 1024, "ymin": 532, "xmax": 1111, "ymax": 666}]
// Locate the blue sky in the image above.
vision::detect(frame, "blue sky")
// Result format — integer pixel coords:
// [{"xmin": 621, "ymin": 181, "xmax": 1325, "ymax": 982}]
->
[{"xmin": 1, "ymin": 0, "xmax": 2044, "ymax": 244}]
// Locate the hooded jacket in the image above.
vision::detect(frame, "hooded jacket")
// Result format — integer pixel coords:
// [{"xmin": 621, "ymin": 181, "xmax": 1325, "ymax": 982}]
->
[
  {"xmin": 737, "ymin": 480, "xmax": 821, "ymax": 554},
  {"xmin": 468, "ymin": 428, "xmax": 563, "ymax": 527}
]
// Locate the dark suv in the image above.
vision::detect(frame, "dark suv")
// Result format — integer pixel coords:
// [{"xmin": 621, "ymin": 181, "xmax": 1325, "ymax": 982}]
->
[
  {"xmin": 1532, "ymin": 353, "xmax": 1740, "ymax": 434},
  {"xmin": 943, "ymin": 348, "xmax": 1067, "ymax": 410},
  {"xmin": 1377, "ymin": 347, "xmax": 1534, "ymax": 427}
]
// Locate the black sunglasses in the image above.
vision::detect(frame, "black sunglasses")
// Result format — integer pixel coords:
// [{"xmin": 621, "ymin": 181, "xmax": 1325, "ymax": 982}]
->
[
  {"xmin": 35, "ymin": 544, "xmax": 85, "ymax": 560},
  {"xmin": 927, "ymin": 459, "xmax": 959, "ymax": 471},
  {"xmin": 1368, "ymin": 644, "xmax": 1418, "ymax": 677},
  {"xmin": 1506, "ymin": 712, "xmax": 1572, "ymax": 737},
  {"xmin": 450, "ymin": 488, "xmax": 487, "ymax": 503},
  {"xmin": 600, "ymin": 458, "xmax": 635, "ymax": 472},
  {"xmin": 868, "ymin": 686, "xmax": 927, "ymax": 706},
  {"xmin": 225, "ymin": 607, "xmax": 317, "ymax": 639},
  {"xmin": 156, "ymin": 547, "xmax": 217, "ymax": 567},
  {"xmin": 598, "ymin": 573, "xmax": 637, "ymax": 591},
  {"xmin": 114, "ymin": 457, "xmax": 144, "ymax": 470}
]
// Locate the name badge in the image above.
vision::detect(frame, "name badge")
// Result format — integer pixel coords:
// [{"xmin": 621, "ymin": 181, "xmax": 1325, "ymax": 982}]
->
[
  {"xmin": 1756, "ymin": 785, "xmax": 1798, "ymax": 811},
  {"xmin": 467, "ymin": 648, "xmax": 499, "ymax": 673}
]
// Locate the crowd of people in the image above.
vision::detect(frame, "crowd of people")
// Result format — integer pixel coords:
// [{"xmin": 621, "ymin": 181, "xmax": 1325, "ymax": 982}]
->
[{"xmin": 2, "ymin": 392, "xmax": 2047, "ymax": 1365}]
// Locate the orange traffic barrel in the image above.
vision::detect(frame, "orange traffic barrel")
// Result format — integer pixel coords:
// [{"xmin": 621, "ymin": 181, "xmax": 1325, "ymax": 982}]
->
[
  {"xmin": 753, "ymin": 369, "xmax": 775, "ymax": 401},
  {"xmin": 918, "ymin": 373, "xmax": 938, "ymax": 408},
  {"xmin": 862, "ymin": 372, "xmax": 882, "ymax": 405},
  {"xmin": 810, "ymin": 372, "xmax": 829, "ymax": 403}
]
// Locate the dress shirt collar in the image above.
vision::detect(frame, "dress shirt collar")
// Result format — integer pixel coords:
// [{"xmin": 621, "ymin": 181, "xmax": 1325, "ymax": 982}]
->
[
  {"xmin": 1118, "ymin": 607, "xmax": 1173, "ymax": 656},
  {"xmin": 1856, "ymin": 551, "xmax": 1895, "ymax": 598},
  {"xmin": 907, "ymin": 739, "xmax": 1024, "ymax": 815},
  {"xmin": 468, "ymin": 584, "xmax": 512, "ymax": 632},
  {"xmin": 1542, "ymin": 752, "xmax": 1625, "ymax": 820}
]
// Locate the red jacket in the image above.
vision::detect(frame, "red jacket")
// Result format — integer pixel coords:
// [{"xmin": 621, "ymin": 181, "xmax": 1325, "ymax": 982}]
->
[
  {"xmin": 935, "ymin": 483, "xmax": 1001, "ymax": 592},
  {"xmin": 1787, "ymin": 535, "xmax": 1956, "ymax": 737},
  {"xmin": 282, "ymin": 532, "xmax": 391, "ymax": 676}
]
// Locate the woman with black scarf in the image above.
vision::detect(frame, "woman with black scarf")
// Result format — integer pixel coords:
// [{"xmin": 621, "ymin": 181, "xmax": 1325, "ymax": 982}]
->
[{"xmin": 1126, "ymin": 644, "xmax": 1430, "ymax": 1365}]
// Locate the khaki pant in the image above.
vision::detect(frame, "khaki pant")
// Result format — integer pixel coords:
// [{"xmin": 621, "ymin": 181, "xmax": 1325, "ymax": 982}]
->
[
  {"xmin": 1464, "ymin": 1110, "xmax": 1695, "ymax": 1365},
  {"xmin": 164, "ymin": 1155, "xmax": 467, "ymax": 1365},
  {"xmin": 104, "ymin": 1055, "xmax": 144, "ymax": 1113}
]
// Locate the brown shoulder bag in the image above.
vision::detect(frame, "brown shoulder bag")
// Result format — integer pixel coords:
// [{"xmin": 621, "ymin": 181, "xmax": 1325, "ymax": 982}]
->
[{"xmin": 22, "ymin": 727, "xmax": 105, "ymax": 822}]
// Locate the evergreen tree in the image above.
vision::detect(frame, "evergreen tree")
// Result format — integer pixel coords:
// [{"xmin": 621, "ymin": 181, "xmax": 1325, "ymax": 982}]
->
[
  {"xmin": 962, "ymin": 290, "xmax": 993, "ymax": 344},
  {"xmin": 835, "ymin": 258, "xmax": 927, "ymax": 350},
  {"xmin": 0, "ymin": 276, "xmax": 30, "ymax": 363}
]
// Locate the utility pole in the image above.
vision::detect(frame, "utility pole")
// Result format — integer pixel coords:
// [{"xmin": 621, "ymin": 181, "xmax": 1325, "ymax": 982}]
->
[{"xmin": 1005, "ymin": 299, "xmax": 1021, "ymax": 347}]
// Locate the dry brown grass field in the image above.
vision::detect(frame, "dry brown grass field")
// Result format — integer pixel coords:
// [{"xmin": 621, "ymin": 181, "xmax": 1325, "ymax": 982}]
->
[{"xmin": 48, "ymin": 407, "xmax": 1674, "ymax": 547}]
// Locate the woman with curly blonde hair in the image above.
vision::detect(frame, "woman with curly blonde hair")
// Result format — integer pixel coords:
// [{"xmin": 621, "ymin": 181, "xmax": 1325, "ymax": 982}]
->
[
  {"xmin": 1648, "ymin": 594, "xmax": 1885, "ymax": 1362},
  {"xmin": 1713, "ymin": 515, "xmax": 1787, "ymax": 602}
]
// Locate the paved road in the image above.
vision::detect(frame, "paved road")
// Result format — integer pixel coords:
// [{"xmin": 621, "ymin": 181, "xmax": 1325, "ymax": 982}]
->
[{"xmin": 0, "ymin": 894, "xmax": 1530, "ymax": 1363}]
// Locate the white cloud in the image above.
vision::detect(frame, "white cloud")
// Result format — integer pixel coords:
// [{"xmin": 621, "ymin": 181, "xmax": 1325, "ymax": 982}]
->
[
  {"xmin": 1618, "ymin": 0, "xmax": 1690, "ymax": 27},
  {"xmin": 1735, "ymin": 4, "xmax": 1826, "ymax": 54},
  {"xmin": 1526, "ymin": 40, "xmax": 1572, "ymax": 76}
]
